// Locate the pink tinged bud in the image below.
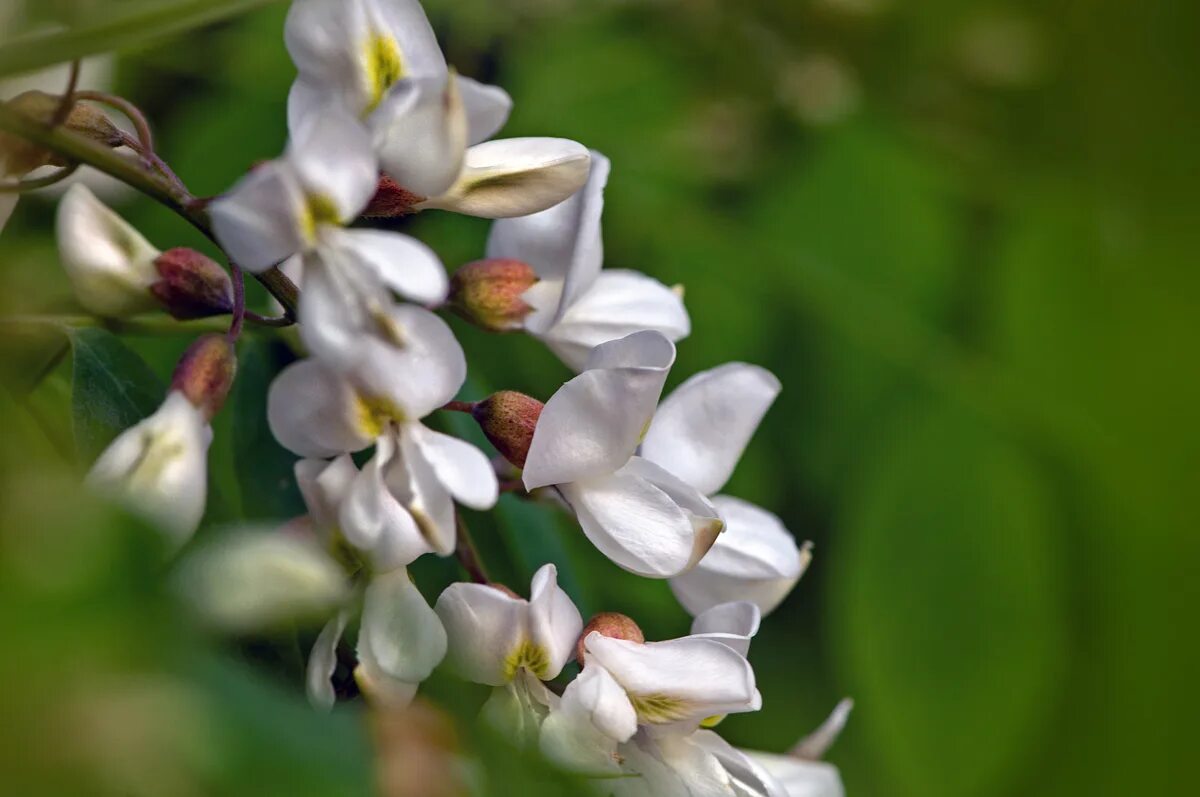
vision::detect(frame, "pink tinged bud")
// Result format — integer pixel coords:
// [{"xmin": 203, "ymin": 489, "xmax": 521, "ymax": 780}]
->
[
  {"xmin": 577, "ymin": 612, "xmax": 645, "ymax": 666},
  {"xmin": 151, "ymin": 248, "xmax": 234, "ymax": 320},
  {"xmin": 362, "ymin": 175, "xmax": 427, "ymax": 219},
  {"xmin": 448, "ymin": 259, "xmax": 537, "ymax": 333},
  {"xmin": 171, "ymin": 335, "xmax": 238, "ymax": 420},
  {"xmin": 469, "ymin": 391, "xmax": 544, "ymax": 469}
]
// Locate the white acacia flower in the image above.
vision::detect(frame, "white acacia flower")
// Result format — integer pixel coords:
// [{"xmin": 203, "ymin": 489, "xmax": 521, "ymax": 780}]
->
[
  {"xmin": 209, "ymin": 108, "xmax": 448, "ymax": 362},
  {"xmin": 435, "ymin": 563, "xmax": 582, "ymax": 742},
  {"xmin": 306, "ymin": 567, "xmax": 448, "ymax": 710},
  {"xmin": 740, "ymin": 699, "xmax": 853, "ymax": 797},
  {"xmin": 87, "ymin": 391, "xmax": 211, "ymax": 545},
  {"xmin": 268, "ymin": 308, "xmax": 498, "ymax": 570},
  {"xmin": 539, "ymin": 613, "xmax": 762, "ymax": 784},
  {"xmin": 55, "ymin": 183, "xmax": 160, "ymax": 317},
  {"xmin": 284, "ymin": 0, "xmax": 590, "ymax": 218},
  {"xmin": 640, "ymin": 362, "xmax": 809, "ymax": 616},
  {"xmin": 487, "ymin": 151, "xmax": 690, "ymax": 370},
  {"xmin": 521, "ymin": 331, "xmax": 723, "ymax": 578}
]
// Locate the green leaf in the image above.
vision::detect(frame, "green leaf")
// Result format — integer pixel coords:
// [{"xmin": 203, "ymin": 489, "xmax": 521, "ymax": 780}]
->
[
  {"xmin": 0, "ymin": 0, "xmax": 284, "ymax": 79},
  {"xmin": 67, "ymin": 326, "xmax": 163, "ymax": 464},
  {"xmin": 231, "ymin": 338, "xmax": 303, "ymax": 522},
  {"xmin": 830, "ymin": 402, "xmax": 1066, "ymax": 797}
]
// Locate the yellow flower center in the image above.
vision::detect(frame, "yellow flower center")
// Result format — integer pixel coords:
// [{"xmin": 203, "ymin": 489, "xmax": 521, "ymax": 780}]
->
[
  {"xmin": 300, "ymin": 193, "xmax": 343, "ymax": 243},
  {"xmin": 629, "ymin": 693, "xmax": 690, "ymax": 724},
  {"xmin": 354, "ymin": 394, "xmax": 406, "ymax": 439},
  {"xmin": 504, "ymin": 640, "xmax": 551, "ymax": 681},
  {"xmin": 364, "ymin": 33, "xmax": 404, "ymax": 114}
]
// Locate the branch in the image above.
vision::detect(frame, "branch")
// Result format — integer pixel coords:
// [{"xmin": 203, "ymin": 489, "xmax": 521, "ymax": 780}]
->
[{"xmin": 454, "ymin": 513, "xmax": 490, "ymax": 584}]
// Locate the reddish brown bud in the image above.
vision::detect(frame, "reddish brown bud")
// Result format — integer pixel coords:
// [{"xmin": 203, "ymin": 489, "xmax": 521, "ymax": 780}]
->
[
  {"xmin": 171, "ymin": 335, "xmax": 238, "ymax": 420},
  {"xmin": 576, "ymin": 612, "xmax": 645, "ymax": 665},
  {"xmin": 470, "ymin": 391, "xmax": 544, "ymax": 469},
  {"xmin": 151, "ymin": 248, "xmax": 234, "ymax": 320},
  {"xmin": 362, "ymin": 175, "xmax": 426, "ymax": 218},
  {"xmin": 448, "ymin": 259, "xmax": 537, "ymax": 333},
  {"xmin": 1, "ymin": 92, "xmax": 124, "ymax": 175}
]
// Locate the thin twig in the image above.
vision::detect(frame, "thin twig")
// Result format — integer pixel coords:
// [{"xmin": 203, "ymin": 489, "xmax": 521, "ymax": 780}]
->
[
  {"xmin": 228, "ymin": 263, "xmax": 247, "ymax": 340},
  {"xmin": 244, "ymin": 310, "xmax": 295, "ymax": 328},
  {"xmin": 454, "ymin": 513, "xmax": 490, "ymax": 584},
  {"xmin": 0, "ymin": 163, "xmax": 79, "ymax": 193},
  {"xmin": 48, "ymin": 60, "xmax": 81, "ymax": 128},
  {"xmin": 441, "ymin": 400, "xmax": 476, "ymax": 414}
]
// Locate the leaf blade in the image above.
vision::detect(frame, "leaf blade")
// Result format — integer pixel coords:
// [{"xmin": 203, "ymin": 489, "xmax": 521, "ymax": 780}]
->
[{"xmin": 68, "ymin": 326, "xmax": 163, "ymax": 464}]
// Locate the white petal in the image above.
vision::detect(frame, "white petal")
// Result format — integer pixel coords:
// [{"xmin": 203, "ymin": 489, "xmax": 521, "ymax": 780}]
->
[
  {"xmin": 559, "ymin": 461, "xmax": 714, "ymax": 579},
  {"xmin": 487, "ymin": 151, "xmax": 609, "ymax": 326},
  {"xmin": 480, "ymin": 675, "xmax": 556, "ymax": 749},
  {"xmin": 792, "ymin": 699, "xmax": 854, "ymax": 761},
  {"xmin": 384, "ymin": 423, "xmax": 458, "ymax": 555},
  {"xmin": 620, "ymin": 456, "xmax": 724, "ymax": 559},
  {"xmin": 329, "ymin": 227, "xmax": 448, "ymax": 305},
  {"xmin": 457, "ymin": 74, "xmax": 513, "ymax": 144},
  {"xmin": 87, "ymin": 392, "xmax": 210, "ymax": 545},
  {"xmin": 421, "ymin": 138, "xmax": 591, "ymax": 219},
  {"xmin": 296, "ymin": 249, "xmax": 380, "ymax": 363},
  {"xmin": 56, "ymin": 184, "xmax": 159, "ymax": 317},
  {"xmin": 691, "ymin": 732, "xmax": 788, "ymax": 797},
  {"xmin": 567, "ymin": 664, "xmax": 639, "ymax": 742},
  {"xmin": 372, "ymin": 75, "xmax": 467, "ymax": 199},
  {"xmin": 294, "ymin": 455, "xmax": 358, "ymax": 533},
  {"xmin": 369, "ymin": 0, "xmax": 447, "ymax": 77},
  {"xmin": 522, "ymin": 331, "xmax": 675, "ymax": 489},
  {"xmin": 584, "ymin": 633, "xmax": 759, "ymax": 728},
  {"xmin": 339, "ymin": 439, "xmax": 433, "ymax": 570},
  {"xmin": 435, "ymin": 581, "xmax": 527, "ymax": 686},
  {"xmin": 408, "ymin": 423, "xmax": 499, "ymax": 511},
  {"xmin": 527, "ymin": 563, "xmax": 584, "ymax": 679},
  {"xmin": 744, "ymin": 754, "xmax": 844, "ymax": 797},
  {"xmin": 539, "ymin": 664, "xmax": 635, "ymax": 775},
  {"xmin": 286, "ymin": 77, "xmax": 327, "ymax": 134},
  {"xmin": 210, "ymin": 160, "xmax": 307, "ymax": 272},
  {"xmin": 651, "ymin": 733, "xmax": 738, "ymax": 797},
  {"xmin": 538, "ymin": 269, "xmax": 691, "ymax": 371},
  {"xmin": 307, "ymin": 610, "xmax": 350, "ymax": 710},
  {"xmin": 670, "ymin": 496, "xmax": 808, "ymax": 617},
  {"xmin": 285, "ymin": 0, "xmax": 374, "ymax": 115},
  {"xmin": 267, "ymin": 359, "xmax": 374, "ymax": 457},
  {"xmin": 689, "ymin": 601, "xmax": 762, "ymax": 658},
  {"xmin": 358, "ymin": 568, "xmax": 447, "ymax": 683},
  {"xmin": 287, "ymin": 106, "xmax": 379, "ymax": 221},
  {"xmin": 642, "ymin": 363, "xmax": 780, "ymax": 496}
]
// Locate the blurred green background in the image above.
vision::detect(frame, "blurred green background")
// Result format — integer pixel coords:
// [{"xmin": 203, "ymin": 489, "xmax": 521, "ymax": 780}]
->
[{"xmin": 1, "ymin": 0, "xmax": 1195, "ymax": 795}]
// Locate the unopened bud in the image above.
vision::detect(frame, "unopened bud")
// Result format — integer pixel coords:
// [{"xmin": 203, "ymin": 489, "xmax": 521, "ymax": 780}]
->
[
  {"xmin": 151, "ymin": 248, "xmax": 234, "ymax": 319},
  {"xmin": 171, "ymin": 335, "xmax": 237, "ymax": 420},
  {"xmin": 576, "ymin": 612, "xmax": 644, "ymax": 665},
  {"xmin": 362, "ymin": 174, "xmax": 426, "ymax": 218},
  {"xmin": 469, "ymin": 391, "xmax": 543, "ymax": 469},
  {"xmin": 448, "ymin": 258, "xmax": 537, "ymax": 332},
  {"xmin": 2, "ymin": 91, "xmax": 124, "ymax": 175}
]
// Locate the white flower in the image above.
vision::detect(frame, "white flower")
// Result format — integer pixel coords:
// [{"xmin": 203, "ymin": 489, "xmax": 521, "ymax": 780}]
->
[
  {"xmin": 521, "ymin": 331, "xmax": 722, "ymax": 578},
  {"xmin": 487, "ymin": 151, "xmax": 690, "ymax": 370},
  {"xmin": 87, "ymin": 391, "xmax": 211, "ymax": 545},
  {"xmin": 640, "ymin": 362, "xmax": 809, "ymax": 616},
  {"xmin": 740, "ymin": 699, "xmax": 853, "ymax": 797},
  {"xmin": 435, "ymin": 563, "xmax": 582, "ymax": 742},
  {"xmin": 284, "ymin": 0, "xmax": 590, "ymax": 218},
  {"xmin": 307, "ymin": 568, "xmax": 448, "ymax": 710},
  {"xmin": 268, "ymin": 307, "xmax": 498, "ymax": 570},
  {"xmin": 55, "ymin": 183, "xmax": 160, "ymax": 317},
  {"xmin": 209, "ymin": 108, "xmax": 448, "ymax": 363}
]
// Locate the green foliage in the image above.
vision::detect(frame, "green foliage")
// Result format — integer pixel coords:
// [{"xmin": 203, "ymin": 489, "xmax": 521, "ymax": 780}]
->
[{"xmin": 67, "ymin": 326, "xmax": 163, "ymax": 463}]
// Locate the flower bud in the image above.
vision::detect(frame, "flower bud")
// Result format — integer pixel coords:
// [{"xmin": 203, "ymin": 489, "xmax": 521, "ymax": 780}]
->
[
  {"xmin": 171, "ymin": 335, "xmax": 238, "ymax": 420},
  {"xmin": 2, "ymin": 91, "xmax": 124, "ymax": 175},
  {"xmin": 576, "ymin": 612, "xmax": 644, "ymax": 666},
  {"xmin": 150, "ymin": 248, "xmax": 234, "ymax": 319},
  {"xmin": 362, "ymin": 174, "xmax": 426, "ymax": 218},
  {"xmin": 469, "ymin": 391, "xmax": 543, "ymax": 469},
  {"xmin": 448, "ymin": 258, "xmax": 537, "ymax": 332},
  {"xmin": 56, "ymin": 183, "xmax": 160, "ymax": 316}
]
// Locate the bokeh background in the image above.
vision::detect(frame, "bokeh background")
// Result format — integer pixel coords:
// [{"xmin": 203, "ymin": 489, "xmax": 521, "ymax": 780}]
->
[{"xmin": 1, "ymin": 0, "xmax": 1195, "ymax": 795}]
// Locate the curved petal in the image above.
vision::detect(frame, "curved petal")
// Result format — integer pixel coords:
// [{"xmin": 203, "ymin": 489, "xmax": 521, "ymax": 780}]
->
[
  {"xmin": 691, "ymin": 732, "xmax": 788, "ymax": 797},
  {"xmin": 384, "ymin": 423, "xmax": 457, "ymax": 555},
  {"xmin": 522, "ymin": 331, "xmax": 675, "ymax": 489},
  {"xmin": 369, "ymin": 0, "xmax": 446, "ymax": 78},
  {"xmin": 434, "ymin": 581, "xmax": 527, "ymax": 686},
  {"xmin": 642, "ymin": 363, "xmax": 780, "ymax": 496},
  {"xmin": 56, "ymin": 184, "xmax": 159, "ymax": 317},
  {"xmin": 371, "ymin": 75, "xmax": 467, "ymax": 199},
  {"xmin": 288, "ymin": 106, "xmax": 379, "ymax": 221},
  {"xmin": 620, "ymin": 456, "xmax": 724, "ymax": 570},
  {"xmin": 559, "ymin": 463, "xmax": 708, "ymax": 579},
  {"xmin": 294, "ymin": 454, "xmax": 358, "ymax": 533},
  {"xmin": 527, "ymin": 564, "xmax": 584, "ymax": 679},
  {"xmin": 583, "ymin": 633, "xmax": 760, "ymax": 729},
  {"xmin": 457, "ymin": 74, "xmax": 513, "ymax": 144},
  {"xmin": 487, "ymin": 151, "xmax": 609, "ymax": 325},
  {"xmin": 307, "ymin": 610, "xmax": 349, "ymax": 711},
  {"xmin": 792, "ymin": 698, "xmax": 854, "ymax": 761},
  {"xmin": 539, "ymin": 664, "xmax": 635, "ymax": 775},
  {"xmin": 421, "ymin": 138, "xmax": 591, "ymax": 219},
  {"xmin": 358, "ymin": 568, "xmax": 447, "ymax": 683},
  {"xmin": 285, "ymin": 0, "xmax": 374, "ymax": 115},
  {"xmin": 408, "ymin": 423, "xmax": 498, "ymax": 511},
  {"xmin": 538, "ymin": 269, "xmax": 691, "ymax": 371},
  {"xmin": 689, "ymin": 601, "xmax": 762, "ymax": 658},
  {"xmin": 327, "ymin": 227, "xmax": 448, "ymax": 304},
  {"xmin": 210, "ymin": 160, "xmax": 307, "ymax": 272},
  {"xmin": 338, "ymin": 439, "xmax": 433, "ymax": 570},
  {"xmin": 286, "ymin": 77, "xmax": 327, "ymax": 134},
  {"xmin": 744, "ymin": 753, "xmax": 844, "ymax": 797},
  {"xmin": 267, "ymin": 359, "xmax": 374, "ymax": 457},
  {"xmin": 669, "ymin": 496, "xmax": 808, "ymax": 617}
]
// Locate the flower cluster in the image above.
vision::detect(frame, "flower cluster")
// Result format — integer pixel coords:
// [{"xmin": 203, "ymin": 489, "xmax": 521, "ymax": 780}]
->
[{"xmin": 33, "ymin": 0, "xmax": 848, "ymax": 794}]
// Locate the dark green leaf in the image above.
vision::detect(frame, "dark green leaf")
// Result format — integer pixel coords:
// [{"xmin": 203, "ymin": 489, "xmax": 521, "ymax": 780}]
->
[
  {"xmin": 68, "ymin": 326, "xmax": 163, "ymax": 464},
  {"xmin": 231, "ymin": 338, "xmax": 302, "ymax": 522}
]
